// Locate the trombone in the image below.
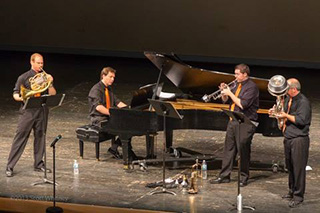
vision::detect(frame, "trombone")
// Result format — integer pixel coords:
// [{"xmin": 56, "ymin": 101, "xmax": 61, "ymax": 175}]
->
[{"xmin": 202, "ymin": 79, "xmax": 237, "ymax": 102}]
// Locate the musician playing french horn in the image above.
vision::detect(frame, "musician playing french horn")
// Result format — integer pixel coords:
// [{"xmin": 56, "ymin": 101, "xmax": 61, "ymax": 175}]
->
[
  {"xmin": 210, "ymin": 64, "xmax": 259, "ymax": 187},
  {"xmin": 6, "ymin": 53, "xmax": 56, "ymax": 177}
]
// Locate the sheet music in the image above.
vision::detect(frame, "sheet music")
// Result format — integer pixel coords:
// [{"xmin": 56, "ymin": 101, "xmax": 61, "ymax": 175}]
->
[{"xmin": 159, "ymin": 92, "xmax": 176, "ymax": 99}]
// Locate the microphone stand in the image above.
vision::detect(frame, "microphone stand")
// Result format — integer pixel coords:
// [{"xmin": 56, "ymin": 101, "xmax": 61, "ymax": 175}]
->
[{"xmin": 46, "ymin": 136, "xmax": 63, "ymax": 213}]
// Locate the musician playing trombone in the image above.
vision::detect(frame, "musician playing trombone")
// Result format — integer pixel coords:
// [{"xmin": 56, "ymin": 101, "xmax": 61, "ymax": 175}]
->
[
  {"xmin": 5, "ymin": 53, "xmax": 56, "ymax": 177},
  {"xmin": 210, "ymin": 64, "xmax": 259, "ymax": 187}
]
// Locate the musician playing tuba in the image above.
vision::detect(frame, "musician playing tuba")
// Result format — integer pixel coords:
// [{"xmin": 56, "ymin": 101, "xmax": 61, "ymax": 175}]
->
[
  {"xmin": 269, "ymin": 78, "xmax": 311, "ymax": 208},
  {"xmin": 5, "ymin": 53, "xmax": 56, "ymax": 177}
]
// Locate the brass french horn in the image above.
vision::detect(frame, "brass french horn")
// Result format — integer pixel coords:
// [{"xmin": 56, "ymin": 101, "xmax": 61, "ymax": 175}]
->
[{"xmin": 20, "ymin": 68, "xmax": 52, "ymax": 101}]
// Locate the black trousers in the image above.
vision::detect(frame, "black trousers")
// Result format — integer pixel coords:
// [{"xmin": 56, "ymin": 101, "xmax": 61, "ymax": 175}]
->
[
  {"xmin": 7, "ymin": 107, "xmax": 48, "ymax": 169},
  {"xmin": 284, "ymin": 136, "xmax": 310, "ymax": 202},
  {"xmin": 219, "ymin": 120, "xmax": 256, "ymax": 183}
]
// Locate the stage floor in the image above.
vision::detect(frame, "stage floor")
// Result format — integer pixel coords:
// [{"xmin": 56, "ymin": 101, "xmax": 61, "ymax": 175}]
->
[{"xmin": 1, "ymin": 52, "xmax": 320, "ymax": 212}]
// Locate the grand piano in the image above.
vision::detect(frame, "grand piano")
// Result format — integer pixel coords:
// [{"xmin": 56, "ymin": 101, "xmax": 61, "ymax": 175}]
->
[{"xmin": 102, "ymin": 52, "xmax": 281, "ymax": 167}]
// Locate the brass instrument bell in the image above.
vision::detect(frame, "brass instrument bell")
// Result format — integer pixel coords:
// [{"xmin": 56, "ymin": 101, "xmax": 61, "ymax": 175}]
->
[
  {"xmin": 268, "ymin": 75, "xmax": 288, "ymax": 129},
  {"xmin": 268, "ymin": 75, "xmax": 288, "ymax": 97}
]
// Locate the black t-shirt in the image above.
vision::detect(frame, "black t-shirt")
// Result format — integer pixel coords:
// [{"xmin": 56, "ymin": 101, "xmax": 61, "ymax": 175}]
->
[
  {"xmin": 13, "ymin": 69, "xmax": 48, "ymax": 109},
  {"xmin": 14, "ymin": 69, "xmax": 38, "ymax": 94}
]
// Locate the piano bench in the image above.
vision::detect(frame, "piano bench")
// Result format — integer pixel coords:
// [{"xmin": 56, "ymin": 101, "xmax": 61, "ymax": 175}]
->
[{"xmin": 76, "ymin": 125, "xmax": 115, "ymax": 161}]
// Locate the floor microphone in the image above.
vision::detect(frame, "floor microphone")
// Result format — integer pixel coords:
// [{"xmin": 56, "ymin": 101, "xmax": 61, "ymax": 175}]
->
[{"xmin": 50, "ymin": 135, "xmax": 62, "ymax": 147}]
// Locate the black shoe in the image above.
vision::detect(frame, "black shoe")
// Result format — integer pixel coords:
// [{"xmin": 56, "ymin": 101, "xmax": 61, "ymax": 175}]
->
[
  {"xmin": 288, "ymin": 200, "xmax": 303, "ymax": 208},
  {"xmin": 209, "ymin": 177, "xmax": 230, "ymax": 184},
  {"xmin": 34, "ymin": 167, "xmax": 52, "ymax": 173},
  {"xmin": 282, "ymin": 193, "xmax": 293, "ymax": 200},
  {"xmin": 5, "ymin": 167, "xmax": 13, "ymax": 177},
  {"xmin": 240, "ymin": 181, "xmax": 247, "ymax": 187},
  {"xmin": 108, "ymin": 148, "xmax": 122, "ymax": 159}
]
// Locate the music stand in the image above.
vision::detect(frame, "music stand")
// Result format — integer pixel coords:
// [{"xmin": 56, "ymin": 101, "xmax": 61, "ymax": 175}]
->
[
  {"xmin": 148, "ymin": 99, "xmax": 183, "ymax": 196},
  {"xmin": 25, "ymin": 94, "xmax": 65, "ymax": 186},
  {"xmin": 222, "ymin": 109, "xmax": 255, "ymax": 212}
]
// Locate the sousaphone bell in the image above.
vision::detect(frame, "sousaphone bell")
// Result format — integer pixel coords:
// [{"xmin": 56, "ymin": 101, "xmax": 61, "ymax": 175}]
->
[{"xmin": 267, "ymin": 75, "xmax": 289, "ymax": 129}]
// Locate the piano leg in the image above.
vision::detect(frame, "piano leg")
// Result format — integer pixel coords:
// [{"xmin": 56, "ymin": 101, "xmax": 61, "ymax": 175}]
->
[
  {"xmin": 146, "ymin": 134, "xmax": 157, "ymax": 159},
  {"xmin": 165, "ymin": 129, "xmax": 173, "ymax": 153},
  {"xmin": 119, "ymin": 135, "xmax": 131, "ymax": 169}
]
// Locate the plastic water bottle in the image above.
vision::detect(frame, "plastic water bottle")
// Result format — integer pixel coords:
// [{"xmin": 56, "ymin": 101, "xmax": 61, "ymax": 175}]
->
[
  {"xmin": 201, "ymin": 160, "xmax": 207, "ymax": 179},
  {"xmin": 73, "ymin": 160, "xmax": 79, "ymax": 175}
]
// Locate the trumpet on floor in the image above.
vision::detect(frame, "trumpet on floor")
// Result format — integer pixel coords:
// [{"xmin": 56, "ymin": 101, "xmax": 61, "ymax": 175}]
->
[{"xmin": 202, "ymin": 79, "xmax": 237, "ymax": 102}]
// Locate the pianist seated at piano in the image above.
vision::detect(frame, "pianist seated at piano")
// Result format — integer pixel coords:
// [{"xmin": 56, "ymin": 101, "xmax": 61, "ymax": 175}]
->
[
  {"xmin": 88, "ymin": 67, "xmax": 138, "ymax": 160},
  {"xmin": 210, "ymin": 64, "xmax": 259, "ymax": 187}
]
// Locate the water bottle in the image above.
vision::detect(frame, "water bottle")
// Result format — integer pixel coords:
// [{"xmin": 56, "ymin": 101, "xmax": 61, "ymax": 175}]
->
[
  {"xmin": 201, "ymin": 160, "xmax": 207, "ymax": 179},
  {"xmin": 73, "ymin": 160, "xmax": 79, "ymax": 175}
]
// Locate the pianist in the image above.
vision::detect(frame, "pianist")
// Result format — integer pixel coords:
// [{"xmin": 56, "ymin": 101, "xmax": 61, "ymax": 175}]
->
[
  {"xmin": 88, "ymin": 67, "xmax": 137, "ymax": 160},
  {"xmin": 210, "ymin": 64, "xmax": 259, "ymax": 187}
]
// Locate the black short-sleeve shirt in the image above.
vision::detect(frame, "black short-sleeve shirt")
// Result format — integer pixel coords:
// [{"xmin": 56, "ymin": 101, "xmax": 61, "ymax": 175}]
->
[
  {"xmin": 88, "ymin": 81, "xmax": 121, "ymax": 118},
  {"xmin": 227, "ymin": 78, "xmax": 259, "ymax": 121},
  {"xmin": 14, "ymin": 69, "xmax": 39, "ymax": 94},
  {"xmin": 283, "ymin": 93, "xmax": 311, "ymax": 139},
  {"xmin": 13, "ymin": 69, "xmax": 48, "ymax": 109}
]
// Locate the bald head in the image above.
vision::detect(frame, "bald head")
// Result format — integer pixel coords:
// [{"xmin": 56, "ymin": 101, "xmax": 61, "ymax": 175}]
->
[
  {"xmin": 30, "ymin": 53, "xmax": 43, "ymax": 62},
  {"xmin": 287, "ymin": 78, "xmax": 301, "ymax": 91},
  {"xmin": 287, "ymin": 78, "xmax": 301, "ymax": 97},
  {"xmin": 30, "ymin": 53, "xmax": 44, "ymax": 72}
]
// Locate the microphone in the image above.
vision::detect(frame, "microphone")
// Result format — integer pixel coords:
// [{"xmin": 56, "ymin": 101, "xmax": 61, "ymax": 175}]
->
[{"xmin": 50, "ymin": 135, "xmax": 62, "ymax": 147}]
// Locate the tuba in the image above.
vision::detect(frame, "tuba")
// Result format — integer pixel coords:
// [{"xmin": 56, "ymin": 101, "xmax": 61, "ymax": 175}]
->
[
  {"xmin": 20, "ymin": 68, "xmax": 52, "ymax": 101},
  {"xmin": 267, "ymin": 75, "xmax": 289, "ymax": 129},
  {"xmin": 202, "ymin": 79, "xmax": 237, "ymax": 102}
]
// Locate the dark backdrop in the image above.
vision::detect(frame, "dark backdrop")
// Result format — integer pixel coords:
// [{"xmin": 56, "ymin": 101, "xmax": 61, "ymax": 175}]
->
[{"xmin": 1, "ymin": 1, "xmax": 320, "ymax": 68}]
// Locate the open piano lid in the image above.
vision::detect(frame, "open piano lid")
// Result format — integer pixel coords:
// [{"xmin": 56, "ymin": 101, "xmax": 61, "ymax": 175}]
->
[
  {"xmin": 144, "ymin": 51, "xmax": 273, "ymax": 102},
  {"xmin": 130, "ymin": 82, "xmax": 163, "ymax": 109}
]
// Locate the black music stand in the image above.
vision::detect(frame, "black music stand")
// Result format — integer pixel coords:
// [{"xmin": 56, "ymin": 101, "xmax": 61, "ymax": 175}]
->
[
  {"xmin": 25, "ymin": 94, "xmax": 65, "ymax": 186},
  {"xmin": 148, "ymin": 99, "xmax": 183, "ymax": 196},
  {"xmin": 222, "ymin": 109, "xmax": 255, "ymax": 212}
]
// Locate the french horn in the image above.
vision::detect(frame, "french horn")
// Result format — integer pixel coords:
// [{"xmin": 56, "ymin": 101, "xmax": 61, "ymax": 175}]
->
[{"xmin": 20, "ymin": 68, "xmax": 52, "ymax": 101}]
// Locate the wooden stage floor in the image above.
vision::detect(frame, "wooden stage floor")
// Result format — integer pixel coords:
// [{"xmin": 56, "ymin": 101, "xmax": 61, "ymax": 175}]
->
[{"xmin": 1, "ymin": 51, "xmax": 320, "ymax": 212}]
